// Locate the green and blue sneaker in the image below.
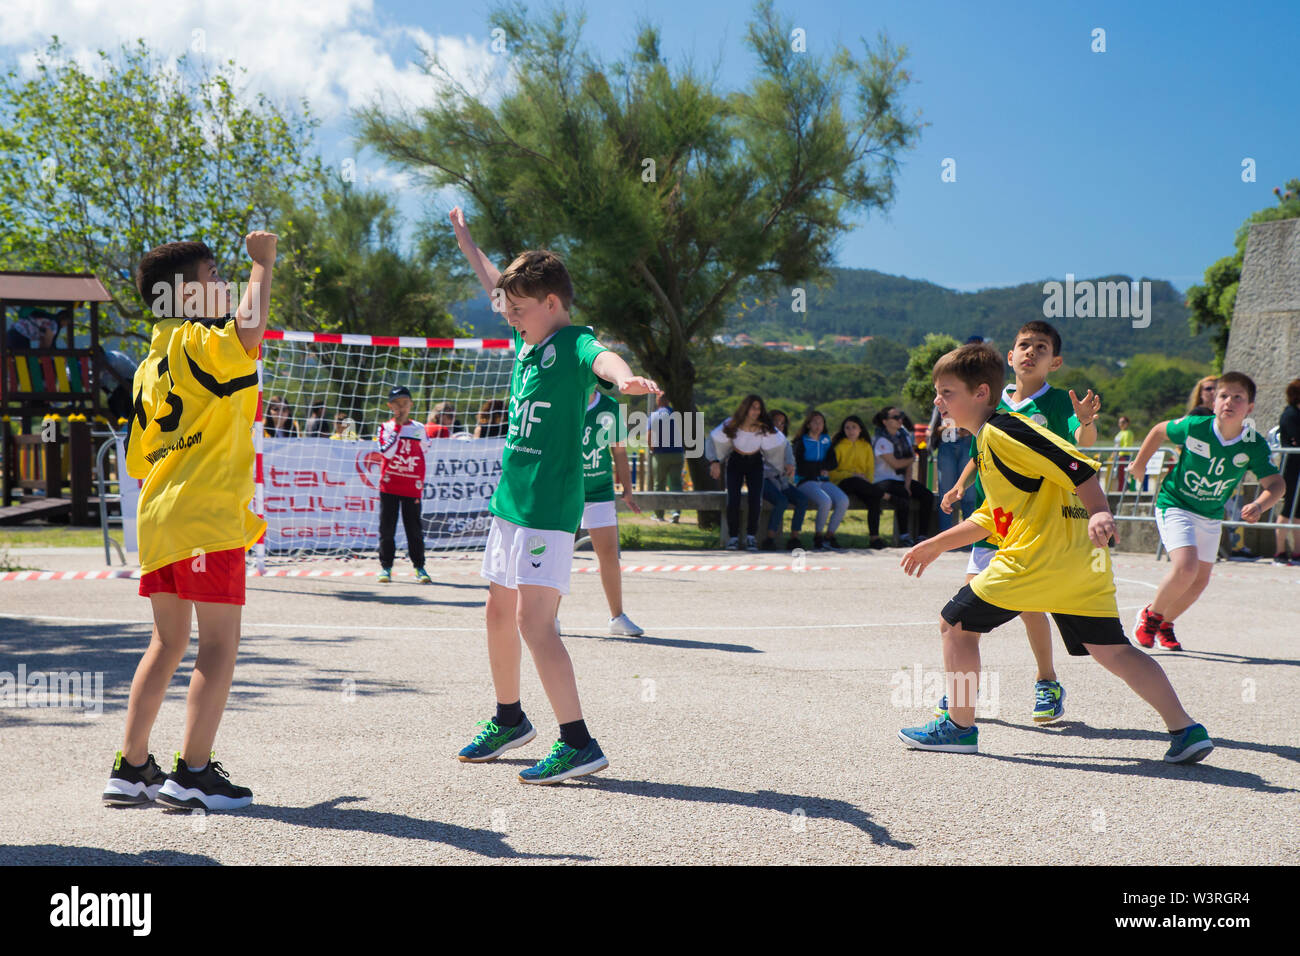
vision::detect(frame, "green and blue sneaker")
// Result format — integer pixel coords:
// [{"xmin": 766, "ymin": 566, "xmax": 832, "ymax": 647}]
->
[
  {"xmin": 1164, "ymin": 723, "xmax": 1214, "ymax": 764},
  {"xmin": 1031, "ymin": 680, "xmax": 1066, "ymax": 723},
  {"xmin": 457, "ymin": 717, "xmax": 536, "ymax": 763},
  {"xmin": 377, "ymin": 568, "xmax": 392, "ymax": 584},
  {"xmin": 898, "ymin": 717, "xmax": 979, "ymax": 754},
  {"xmin": 414, "ymin": 568, "xmax": 432, "ymax": 585},
  {"xmin": 933, "ymin": 694, "xmax": 949, "ymax": 721},
  {"xmin": 518, "ymin": 739, "xmax": 609, "ymax": 785}
]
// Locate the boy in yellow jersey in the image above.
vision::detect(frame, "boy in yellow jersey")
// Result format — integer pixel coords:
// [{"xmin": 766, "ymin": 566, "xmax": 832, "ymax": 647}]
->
[
  {"xmin": 938, "ymin": 321, "xmax": 1099, "ymax": 724},
  {"xmin": 102, "ymin": 232, "xmax": 277, "ymax": 810},
  {"xmin": 897, "ymin": 344, "xmax": 1212, "ymax": 763}
]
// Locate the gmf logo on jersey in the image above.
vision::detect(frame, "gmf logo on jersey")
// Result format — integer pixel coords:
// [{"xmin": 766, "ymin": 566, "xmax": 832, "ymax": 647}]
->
[
  {"xmin": 541, "ymin": 344, "xmax": 556, "ymax": 369},
  {"xmin": 527, "ymin": 535, "xmax": 546, "ymax": 568},
  {"xmin": 510, "ymin": 398, "xmax": 551, "ymax": 438}
]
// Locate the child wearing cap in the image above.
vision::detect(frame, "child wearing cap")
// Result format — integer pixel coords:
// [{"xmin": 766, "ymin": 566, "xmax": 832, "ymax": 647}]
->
[{"xmin": 376, "ymin": 386, "xmax": 436, "ymax": 584}]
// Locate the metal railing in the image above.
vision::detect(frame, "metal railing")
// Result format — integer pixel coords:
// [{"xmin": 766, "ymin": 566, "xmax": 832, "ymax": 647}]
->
[{"xmin": 94, "ymin": 429, "xmax": 126, "ymax": 565}]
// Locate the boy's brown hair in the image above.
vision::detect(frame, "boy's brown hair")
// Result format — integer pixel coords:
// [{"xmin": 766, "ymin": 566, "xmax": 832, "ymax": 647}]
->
[
  {"xmin": 1216, "ymin": 370, "xmax": 1256, "ymax": 403},
  {"xmin": 1016, "ymin": 319, "xmax": 1063, "ymax": 356},
  {"xmin": 496, "ymin": 250, "xmax": 574, "ymax": 311},
  {"xmin": 137, "ymin": 241, "xmax": 216, "ymax": 318},
  {"xmin": 933, "ymin": 343, "xmax": 1005, "ymax": 407}
]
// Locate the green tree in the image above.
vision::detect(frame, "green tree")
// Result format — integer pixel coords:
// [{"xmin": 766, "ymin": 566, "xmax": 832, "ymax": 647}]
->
[
  {"xmin": 903, "ymin": 332, "xmax": 960, "ymax": 409},
  {"xmin": 358, "ymin": 0, "xmax": 921, "ymax": 486},
  {"xmin": 0, "ymin": 37, "xmax": 321, "ymax": 345},
  {"xmin": 270, "ymin": 179, "xmax": 476, "ymax": 422},
  {"xmin": 1186, "ymin": 177, "xmax": 1300, "ymax": 370}
]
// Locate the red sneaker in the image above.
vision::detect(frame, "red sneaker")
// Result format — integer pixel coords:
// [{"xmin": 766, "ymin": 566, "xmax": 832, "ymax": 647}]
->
[
  {"xmin": 1157, "ymin": 620, "xmax": 1182, "ymax": 651},
  {"xmin": 1134, "ymin": 605, "xmax": 1160, "ymax": 648}
]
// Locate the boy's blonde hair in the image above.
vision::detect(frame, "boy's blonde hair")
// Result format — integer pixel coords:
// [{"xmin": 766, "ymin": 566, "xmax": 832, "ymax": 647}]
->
[
  {"xmin": 497, "ymin": 250, "xmax": 574, "ymax": 311},
  {"xmin": 933, "ymin": 344, "xmax": 1005, "ymax": 408}
]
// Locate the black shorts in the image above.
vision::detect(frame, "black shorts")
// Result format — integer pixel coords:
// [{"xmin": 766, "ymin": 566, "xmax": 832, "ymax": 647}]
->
[{"xmin": 940, "ymin": 585, "xmax": 1130, "ymax": 657}]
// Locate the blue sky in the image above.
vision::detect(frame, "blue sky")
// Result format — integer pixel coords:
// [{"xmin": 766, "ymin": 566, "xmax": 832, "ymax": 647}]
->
[{"xmin": 4, "ymin": 0, "xmax": 1297, "ymax": 292}]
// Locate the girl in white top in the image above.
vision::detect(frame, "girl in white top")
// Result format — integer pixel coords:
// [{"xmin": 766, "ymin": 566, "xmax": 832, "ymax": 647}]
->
[{"xmin": 709, "ymin": 394, "xmax": 784, "ymax": 551}]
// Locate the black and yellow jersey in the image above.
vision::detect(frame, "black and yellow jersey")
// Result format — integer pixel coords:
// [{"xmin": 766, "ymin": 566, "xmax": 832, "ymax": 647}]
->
[
  {"xmin": 968, "ymin": 412, "xmax": 1117, "ymax": 617},
  {"xmin": 126, "ymin": 317, "xmax": 265, "ymax": 573}
]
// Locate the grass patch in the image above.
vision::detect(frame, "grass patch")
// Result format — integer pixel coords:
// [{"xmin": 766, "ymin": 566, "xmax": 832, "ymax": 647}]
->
[
  {"xmin": 616, "ymin": 510, "xmax": 905, "ymax": 550},
  {"xmin": 0, "ymin": 524, "xmax": 111, "ymax": 549}
]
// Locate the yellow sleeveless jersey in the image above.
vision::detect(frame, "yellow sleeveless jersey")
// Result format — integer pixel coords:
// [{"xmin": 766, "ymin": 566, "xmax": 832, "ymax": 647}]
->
[
  {"xmin": 126, "ymin": 317, "xmax": 265, "ymax": 573},
  {"xmin": 968, "ymin": 412, "xmax": 1117, "ymax": 617}
]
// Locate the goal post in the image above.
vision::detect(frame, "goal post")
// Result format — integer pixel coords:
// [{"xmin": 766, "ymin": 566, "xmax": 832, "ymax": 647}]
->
[{"xmin": 252, "ymin": 329, "xmax": 515, "ymax": 570}]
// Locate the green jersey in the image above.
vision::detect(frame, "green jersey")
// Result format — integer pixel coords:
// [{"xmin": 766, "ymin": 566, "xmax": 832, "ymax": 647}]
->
[
  {"xmin": 582, "ymin": 392, "xmax": 623, "ymax": 503},
  {"xmin": 488, "ymin": 325, "xmax": 608, "ymax": 532},
  {"xmin": 972, "ymin": 383, "xmax": 1082, "ymax": 549},
  {"xmin": 1156, "ymin": 414, "xmax": 1278, "ymax": 519}
]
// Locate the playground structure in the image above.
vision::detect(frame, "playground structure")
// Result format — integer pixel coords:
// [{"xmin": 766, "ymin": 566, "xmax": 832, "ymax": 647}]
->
[{"xmin": 0, "ymin": 271, "xmax": 114, "ymax": 525}]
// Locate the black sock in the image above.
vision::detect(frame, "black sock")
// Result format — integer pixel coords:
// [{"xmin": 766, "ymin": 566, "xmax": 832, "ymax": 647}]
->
[
  {"xmin": 559, "ymin": 719, "xmax": 591, "ymax": 750},
  {"xmin": 495, "ymin": 700, "xmax": 523, "ymax": 727}
]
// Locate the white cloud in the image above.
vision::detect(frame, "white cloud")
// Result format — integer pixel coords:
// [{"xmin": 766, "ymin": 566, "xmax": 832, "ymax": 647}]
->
[{"xmin": 0, "ymin": 0, "xmax": 507, "ymax": 120}]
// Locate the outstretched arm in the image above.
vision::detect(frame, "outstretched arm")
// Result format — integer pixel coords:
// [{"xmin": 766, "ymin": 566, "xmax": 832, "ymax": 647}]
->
[
  {"xmin": 593, "ymin": 350, "xmax": 660, "ymax": 396},
  {"xmin": 1126, "ymin": 421, "xmax": 1169, "ymax": 478},
  {"xmin": 449, "ymin": 206, "xmax": 502, "ymax": 297}
]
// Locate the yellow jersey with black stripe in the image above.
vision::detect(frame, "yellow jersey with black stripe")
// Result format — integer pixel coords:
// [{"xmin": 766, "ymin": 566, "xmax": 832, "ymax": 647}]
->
[
  {"xmin": 967, "ymin": 412, "xmax": 1116, "ymax": 617},
  {"xmin": 126, "ymin": 317, "xmax": 265, "ymax": 574}
]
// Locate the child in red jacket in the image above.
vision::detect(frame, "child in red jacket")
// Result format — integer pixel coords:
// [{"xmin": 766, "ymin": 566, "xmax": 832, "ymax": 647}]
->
[{"xmin": 377, "ymin": 385, "xmax": 435, "ymax": 583}]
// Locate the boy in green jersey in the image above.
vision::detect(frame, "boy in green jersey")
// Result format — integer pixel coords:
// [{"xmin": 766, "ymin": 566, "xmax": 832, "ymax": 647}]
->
[
  {"xmin": 939, "ymin": 321, "xmax": 1100, "ymax": 723},
  {"xmin": 449, "ymin": 207, "xmax": 660, "ymax": 784},
  {"xmin": 1127, "ymin": 372, "xmax": 1283, "ymax": 650},
  {"xmin": 560, "ymin": 387, "xmax": 644, "ymax": 636}
]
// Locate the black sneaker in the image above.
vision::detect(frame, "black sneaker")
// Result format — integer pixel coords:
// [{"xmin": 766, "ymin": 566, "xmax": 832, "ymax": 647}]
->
[
  {"xmin": 760, "ymin": 536, "xmax": 777, "ymax": 551},
  {"xmin": 868, "ymin": 536, "xmax": 888, "ymax": 550},
  {"xmin": 826, "ymin": 534, "xmax": 842, "ymax": 550},
  {"xmin": 155, "ymin": 752, "xmax": 253, "ymax": 811},
  {"xmin": 102, "ymin": 751, "xmax": 167, "ymax": 806},
  {"xmin": 786, "ymin": 535, "xmax": 802, "ymax": 551},
  {"xmin": 813, "ymin": 534, "xmax": 824, "ymax": 550}
]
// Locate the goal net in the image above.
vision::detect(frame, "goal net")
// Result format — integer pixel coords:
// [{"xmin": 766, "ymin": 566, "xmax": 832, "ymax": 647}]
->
[{"xmin": 253, "ymin": 330, "xmax": 515, "ymax": 566}]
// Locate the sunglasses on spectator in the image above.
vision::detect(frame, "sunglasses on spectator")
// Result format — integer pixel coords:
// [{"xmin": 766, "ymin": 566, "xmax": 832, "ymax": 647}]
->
[{"xmin": 887, "ymin": 413, "xmax": 904, "ymax": 420}]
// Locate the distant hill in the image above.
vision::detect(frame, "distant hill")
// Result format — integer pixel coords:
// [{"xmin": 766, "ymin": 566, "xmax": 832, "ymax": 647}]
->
[
  {"xmin": 725, "ymin": 267, "xmax": 1213, "ymax": 363},
  {"xmin": 449, "ymin": 266, "xmax": 1214, "ymax": 366}
]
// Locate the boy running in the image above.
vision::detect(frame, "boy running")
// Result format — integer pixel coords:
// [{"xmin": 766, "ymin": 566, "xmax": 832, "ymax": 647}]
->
[
  {"xmin": 898, "ymin": 343, "xmax": 1212, "ymax": 763},
  {"xmin": 557, "ymin": 387, "xmax": 644, "ymax": 636},
  {"xmin": 1127, "ymin": 372, "xmax": 1283, "ymax": 650},
  {"xmin": 939, "ymin": 320, "xmax": 1099, "ymax": 724},
  {"xmin": 375, "ymin": 385, "xmax": 435, "ymax": 584},
  {"xmin": 103, "ymin": 231, "xmax": 277, "ymax": 810},
  {"xmin": 450, "ymin": 207, "xmax": 659, "ymax": 784}
]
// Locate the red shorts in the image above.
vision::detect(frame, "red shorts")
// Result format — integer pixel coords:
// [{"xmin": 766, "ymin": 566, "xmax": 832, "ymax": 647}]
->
[{"xmin": 138, "ymin": 547, "xmax": 247, "ymax": 605}]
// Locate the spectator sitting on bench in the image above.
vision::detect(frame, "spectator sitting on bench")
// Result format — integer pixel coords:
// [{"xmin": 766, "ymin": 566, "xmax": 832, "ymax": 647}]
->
[
  {"xmin": 792, "ymin": 409, "xmax": 849, "ymax": 551},
  {"xmin": 759, "ymin": 409, "xmax": 802, "ymax": 552},
  {"xmin": 871, "ymin": 406, "xmax": 935, "ymax": 546},
  {"xmin": 709, "ymin": 394, "xmax": 785, "ymax": 551},
  {"xmin": 830, "ymin": 415, "xmax": 887, "ymax": 550}
]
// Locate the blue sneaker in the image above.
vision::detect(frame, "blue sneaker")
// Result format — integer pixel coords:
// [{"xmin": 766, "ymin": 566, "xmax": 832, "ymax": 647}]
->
[
  {"xmin": 518, "ymin": 739, "xmax": 609, "ymax": 785},
  {"xmin": 414, "ymin": 568, "xmax": 432, "ymax": 585},
  {"xmin": 1032, "ymin": 680, "xmax": 1066, "ymax": 723},
  {"xmin": 933, "ymin": 694, "xmax": 949, "ymax": 721},
  {"xmin": 457, "ymin": 716, "xmax": 536, "ymax": 763},
  {"xmin": 1164, "ymin": 723, "xmax": 1214, "ymax": 764},
  {"xmin": 377, "ymin": 568, "xmax": 392, "ymax": 584},
  {"xmin": 898, "ymin": 717, "xmax": 979, "ymax": 753}
]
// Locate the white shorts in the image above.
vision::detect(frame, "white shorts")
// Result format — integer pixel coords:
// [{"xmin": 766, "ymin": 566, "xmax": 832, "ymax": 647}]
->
[
  {"xmin": 479, "ymin": 515, "xmax": 575, "ymax": 594},
  {"xmin": 966, "ymin": 546, "xmax": 995, "ymax": 575},
  {"xmin": 580, "ymin": 499, "xmax": 618, "ymax": 530},
  {"xmin": 1155, "ymin": 506, "xmax": 1220, "ymax": 563}
]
